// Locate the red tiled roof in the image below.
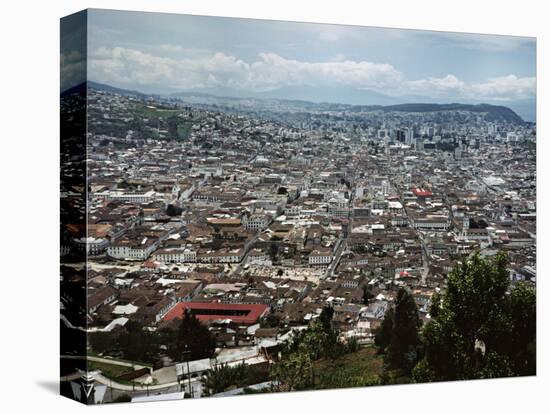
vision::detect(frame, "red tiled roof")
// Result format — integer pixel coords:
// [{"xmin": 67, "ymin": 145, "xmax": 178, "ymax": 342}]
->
[
  {"xmin": 163, "ymin": 302, "xmax": 269, "ymax": 325},
  {"xmin": 412, "ymin": 187, "xmax": 433, "ymax": 197}
]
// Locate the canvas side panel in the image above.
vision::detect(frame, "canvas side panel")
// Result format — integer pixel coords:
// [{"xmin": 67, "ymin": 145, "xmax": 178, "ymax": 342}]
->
[{"xmin": 60, "ymin": 9, "xmax": 89, "ymax": 404}]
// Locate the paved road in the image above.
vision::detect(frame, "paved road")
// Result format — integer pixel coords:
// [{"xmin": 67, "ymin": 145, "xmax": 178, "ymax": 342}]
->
[
  {"xmin": 62, "ymin": 360, "xmax": 203, "ymax": 396},
  {"xmin": 93, "ymin": 371, "xmax": 183, "ymax": 391},
  {"xmin": 231, "ymin": 231, "xmax": 266, "ymax": 277},
  {"xmin": 419, "ymin": 238, "xmax": 430, "ymax": 286},
  {"xmin": 404, "ymin": 206, "xmax": 430, "ymax": 286},
  {"xmin": 64, "ymin": 369, "xmax": 203, "ymax": 396},
  {"xmin": 325, "ymin": 237, "xmax": 345, "ymax": 278}
]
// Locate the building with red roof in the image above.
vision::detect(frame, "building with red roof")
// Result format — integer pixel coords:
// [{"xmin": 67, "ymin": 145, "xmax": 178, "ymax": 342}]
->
[
  {"xmin": 412, "ymin": 187, "xmax": 433, "ymax": 197},
  {"xmin": 163, "ymin": 302, "xmax": 269, "ymax": 325}
]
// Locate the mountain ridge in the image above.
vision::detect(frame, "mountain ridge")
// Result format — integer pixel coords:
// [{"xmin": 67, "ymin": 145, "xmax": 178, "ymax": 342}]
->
[{"xmin": 86, "ymin": 81, "xmax": 526, "ymax": 124}]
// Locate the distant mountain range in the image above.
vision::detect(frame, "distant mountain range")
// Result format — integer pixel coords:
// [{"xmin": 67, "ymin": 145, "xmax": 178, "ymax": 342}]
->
[
  {"xmin": 87, "ymin": 81, "xmax": 147, "ymax": 98},
  {"xmin": 355, "ymin": 103, "xmax": 525, "ymax": 124},
  {"xmin": 87, "ymin": 81, "xmax": 527, "ymax": 124}
]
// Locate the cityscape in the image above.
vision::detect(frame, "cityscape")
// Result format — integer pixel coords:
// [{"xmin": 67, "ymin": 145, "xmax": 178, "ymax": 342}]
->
[{"xmin": 60, "ymin": 10, "xmax": 536, "ymax": 404}]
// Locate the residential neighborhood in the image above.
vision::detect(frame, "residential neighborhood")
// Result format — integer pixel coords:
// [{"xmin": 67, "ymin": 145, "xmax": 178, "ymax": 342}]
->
[{"xmin": 60, "ymin": 83, "xmax": 536, "ymax": 402}]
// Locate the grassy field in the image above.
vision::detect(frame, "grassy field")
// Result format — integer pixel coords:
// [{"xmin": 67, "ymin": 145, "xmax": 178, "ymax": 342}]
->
[
  {"xmin": 312, "ymin": 346, "xmax": 383, "ymax": 390},
  {"xmin": 87, "ymin": 361, "xmax": 134, "ymax": 380},
  {"xmin": 132, "ymin": 104, "xmax": 194, "ymax": 141},
  {"xmin": 135, "ymin": 105, "xmax": 182, "ymax": 118},
  {"xmin": 87, "ymin": 351, "xmax": 153, "ymax": 368},
  {"xmin": 176, "ymin": 121, "xmax": 194, "ymax": 141}
]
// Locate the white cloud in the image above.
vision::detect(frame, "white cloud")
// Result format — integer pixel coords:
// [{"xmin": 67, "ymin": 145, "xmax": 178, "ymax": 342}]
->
[
  {"xmin": 404, "ymin": 74, "xmax": 535, "ymax": 101},
  {"xmin": 470, "ymin": 75, "xmax": 536, "ymax": 100},
  {"xmin": 247, "ymin": 52, "xmax": 403, "ymax": 91},
  {"xmin": 89, "ymin": 47, "xmax": 535, "ymax": 101},
  {"xmin": 406, "ymin": 74, "xmax": 466, "ymax": 96},
  {"xmin": 89, "ymin": 47, "xmax": 403, "ymax": 93}
]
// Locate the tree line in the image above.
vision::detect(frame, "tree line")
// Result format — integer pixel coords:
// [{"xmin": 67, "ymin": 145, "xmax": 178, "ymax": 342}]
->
[
  {"xmin": 270, "ymin": 306, "xmax": 360, "ymax": 391},
  {"xmin": 375, "ymin": 251, "xmax": 536, "ymax": 383},
  {"xmin": 89, "ymin": 309, "xmax": 216, "ymax": 365}
]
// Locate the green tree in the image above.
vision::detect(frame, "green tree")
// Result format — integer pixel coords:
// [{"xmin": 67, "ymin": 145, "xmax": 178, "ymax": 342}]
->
[
  {"xmin": 374, "ymin": 288, "xmax": 421, "ymax": 382},
  {"xmin": 201, "ymin": 363, "xmax": 247, "ymax": 395},
  {"xmin": 283, "ymin": 311, "xmax": 347, "ymax": 362},
  {"xmin": 271, "ymin": 350, "xmax": 314, "ymax": 391},
  {"xmin": 165, "ymin": 204, "xmax": 183, "ymax": 216},
  {"xmin": 116, "ymin": 321, "xmax": 161, "ymax": 363},
  {"xmin": 319, "ymin": 305, "xmax": 334, "ymax": 332},
  {"xmin": 374, "ymin": 307, "xmax": 394, "ymax": 353},
  {"xmin": 411, "ymin": 359, "xmax": 435, "ymax": 383},
  {"xmin": 89, "ymin": 331, "xmax": 116, "ymax": 355},
  {"xmin": 89, "ymin": 322, "xmax": 162, "ymax": 363},
  {"xmin": 269, "ymin": 242, "xmax": 279, "ymax": 262},
  {"xmin": 413, "ymin": 252, "xmax": 536, "ymax": 382},
  {"xmin": 387, "ymin": 288, "xmax": 421, "ymax": 374},
  {"xmin": 284, "ymin": 322, "xmax": 327, "ymax": 360},
  {"xmin": 172, "ymin": 309, "xmax": 216, "ymax": 361},
  {"xmin": 261, "ymin": 313, "xmax": 281, "ymax": 328},
  {"xmin": 506, "ymin": 282, "xmax": 536, "ymax": 375},
  {"xmin": 362, "ymin": 284, "xmax": 374, "ymax": 305}
]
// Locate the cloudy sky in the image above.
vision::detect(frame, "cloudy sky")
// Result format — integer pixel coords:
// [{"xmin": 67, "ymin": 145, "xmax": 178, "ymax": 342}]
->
[{"xmin": 82, "ymin": 9, "xmax": 536, "ymax": 119}]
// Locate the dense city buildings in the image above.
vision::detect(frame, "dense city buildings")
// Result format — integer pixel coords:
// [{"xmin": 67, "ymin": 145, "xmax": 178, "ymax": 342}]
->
[
  {"xmin": 61, "ymin": 81, "xmax": 536, "ymax": 401},
  {"xmin": 59, "ymin": 10, "xmax": 536, "ymax": 405}
]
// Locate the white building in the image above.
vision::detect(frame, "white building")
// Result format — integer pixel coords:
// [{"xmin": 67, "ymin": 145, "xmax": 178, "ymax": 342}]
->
[
  {"xmin": 198, "ymin": 248, "xmax": 243, "ymax": 264},
  {"xmin": 95, "ymin": 190, "xmax": 157, "ymax": 204},
  {"xmin": 309, "ymin": 249, "xmax": 333, "ymax": 266},
  {"xmin": 152, "ymin": 248, "xmax": 197, "ymax": 263},
  {"xmin": 242, "ymin": 214, "xmax": 271, "ymax": 231},
  {"xmin": 107, "ymin": 237, "xmax": 159, "ymax": 260},
  {"xmin": 247, "ymin": 249, "xmax": 272, "ymax": 266},
  {"xmin": 73, "ymin": 236, "xmax": 109, "ymax": 255},
  {"xmin": 412, "ymin": 215, "xmax": 450, "ymax": 231}
]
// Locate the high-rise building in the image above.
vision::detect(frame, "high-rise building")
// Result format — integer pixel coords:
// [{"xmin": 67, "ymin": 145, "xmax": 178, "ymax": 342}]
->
[
  {"xmin": 405, "ymin": 128, "xmax": 414, "ymax": 144},
  {"xmin": 396, "ymin": 129, "xmax": 406, "ymax": 142}
]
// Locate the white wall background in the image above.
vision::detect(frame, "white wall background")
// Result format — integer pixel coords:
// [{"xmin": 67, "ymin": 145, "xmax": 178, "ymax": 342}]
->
[{"xmin": 0, "ymin": 0, "xmax": 547, "ymax": 412}]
